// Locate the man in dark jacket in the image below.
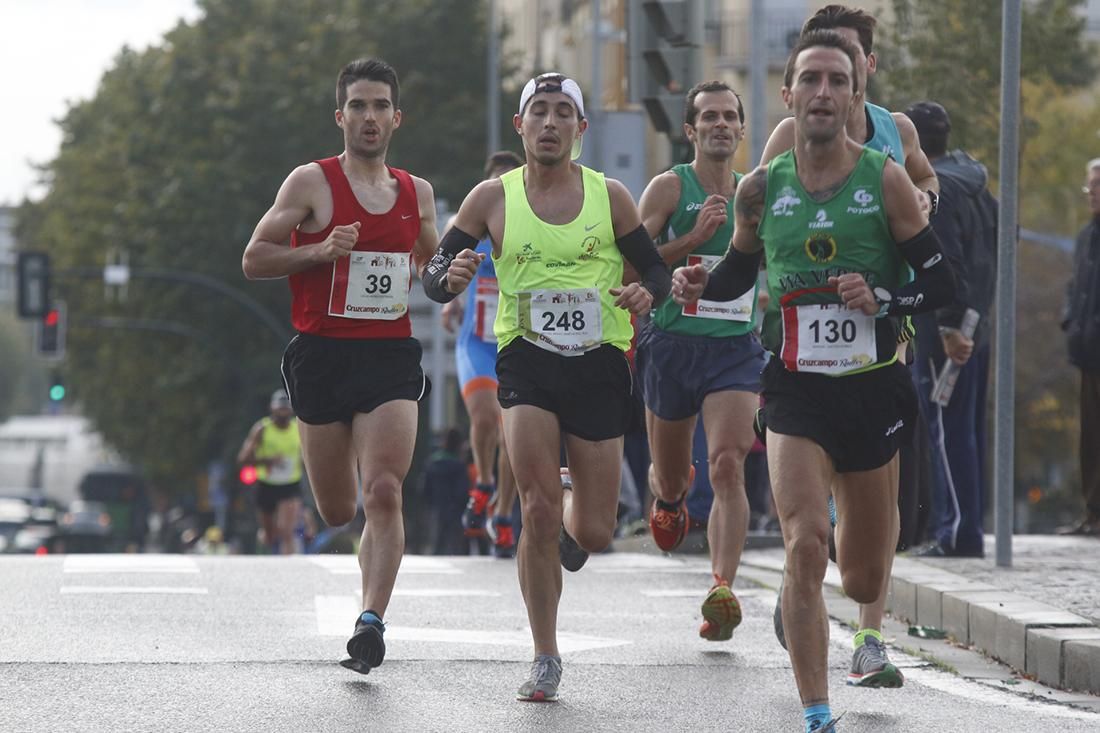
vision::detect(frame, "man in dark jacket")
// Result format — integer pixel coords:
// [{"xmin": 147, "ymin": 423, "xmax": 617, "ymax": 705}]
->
[
  {"xmin": 906, "ymin": 102, "xmax": 998, "ymax": 557},
  {"xmin": 1060, "ymin": 158, "xmax": 1100, "ymax": 535}
]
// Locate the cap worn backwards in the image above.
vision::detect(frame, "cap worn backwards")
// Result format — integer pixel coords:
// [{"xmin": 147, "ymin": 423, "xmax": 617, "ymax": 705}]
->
[{"xmin": 518, "ymin": 72, "xmax": 586, "ymax": 160}]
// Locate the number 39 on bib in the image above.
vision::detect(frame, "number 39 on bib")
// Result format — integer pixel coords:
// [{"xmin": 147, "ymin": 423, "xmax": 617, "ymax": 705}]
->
[
  {"xmin": 780, "ymin": 303, "xmax": 877, "ymax": 374},
  {"xmin": 328, "ymin": 251, "xmax": 411, "ymax": 320}
]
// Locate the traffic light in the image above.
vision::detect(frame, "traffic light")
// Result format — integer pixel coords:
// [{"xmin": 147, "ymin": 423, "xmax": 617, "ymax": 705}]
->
[
  {"xmin": 630, "ymin": 0, "xmax": 704, "ymax": 141},
  {"xmin": 16, "ymin": 251, "xmax": 50, "ymax": 318},
  {"xmin": 48, "ymin": 372, "xmax": 66, "ymax": 402},
  {"xmin": 239, "ymin": 465, "xmax": 258, "ymax": 486},
  {"xmin": 35, "ymin": 302, "xmax": 66, "ymax": 360}
]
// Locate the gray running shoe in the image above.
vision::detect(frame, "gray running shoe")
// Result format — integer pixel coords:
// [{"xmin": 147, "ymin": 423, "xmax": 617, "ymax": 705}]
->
[
  {"xmin": 773, "ymin": 574, "xmax": 787, "ymax": 650},
  {"xmin": 847, "ymin": 634, "xmax": 905, "ymax": 688},
  {"xmin": 516, "ymin": 654, "xmax": 562, "ymax": 702}
]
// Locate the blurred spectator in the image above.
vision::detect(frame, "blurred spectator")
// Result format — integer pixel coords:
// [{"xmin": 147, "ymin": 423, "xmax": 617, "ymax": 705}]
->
[
  {"xmin": 422, "ymin": 428, "xmax": 474, "ymax": 554},
  {"xmin": 906, "ymin": 101, "xmax": 998, "ymax": 557},
  {"xmin": 1059, "ymin": 158, "xmax": 1100, "ymax": 536}
]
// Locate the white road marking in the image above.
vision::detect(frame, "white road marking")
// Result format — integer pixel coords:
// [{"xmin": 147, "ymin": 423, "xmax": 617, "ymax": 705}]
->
[
  {"xmin": 315, "ymin": 594, "xmax": 628, "ymax": 652},
  {"xmin": 310, "ymin": 555, "xmax": 462, "ymax": 575},
  {"xmin": 62, "ymin": 555, "xmax": 199, "ymax": 574},
  {"xmin": 60, "ymin": 586, "xmax": 208, "ymax": 595},
  {"xmin": 389, "ymin": 589, "xmax": 501, "ymax": 597},
  {"xmin": 641, "ymin": 588, "xmax": 773, "ymax": 599}
]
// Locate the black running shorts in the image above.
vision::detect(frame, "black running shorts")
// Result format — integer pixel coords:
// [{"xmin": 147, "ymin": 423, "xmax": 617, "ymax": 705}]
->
[
  {"xmin": 761, "ymin": 358, "xmax": 916, "ymax": 473},
  {"xmin": 281, "ymin": 333, "xmax": 430, "ymax": 425},
  {"xmin": 496, "ymin": 338, "xmax": 634, "ymax": 441},
  {"xmin": 254, "ymin": 481, "xmax": 301, "ymax": 515}
]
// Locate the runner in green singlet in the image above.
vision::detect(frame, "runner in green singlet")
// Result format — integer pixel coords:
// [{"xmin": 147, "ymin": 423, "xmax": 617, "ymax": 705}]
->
[
  {"xmin": 673, "ymin": 31, "xmax": 955, "ymax": 732},
  {"xmin": 636, "ymin": 81, "xmax": 766, "ymax": 642}
]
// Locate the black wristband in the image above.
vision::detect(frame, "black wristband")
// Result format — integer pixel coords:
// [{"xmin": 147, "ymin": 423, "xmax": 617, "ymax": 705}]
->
[
  {"xmin": 615, "ymin": 224, "xmax": 671, "ymax": 304},
  {"xmin": 700, "ymin": 247, "xmax": 762, "ymax": 302},
  {"xmin": 423, "ymin": 227, "xmax": 479, "ymax": 303}
]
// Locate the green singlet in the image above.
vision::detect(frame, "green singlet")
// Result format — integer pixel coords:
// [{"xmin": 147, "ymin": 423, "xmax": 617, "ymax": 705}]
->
[
  {"xmin": 757, "ymin": 148, "xmax": 909, "ymax": 376},
  {"xmin": 651, "ymin": 164, "xmax": 756, "ymax": 338}
]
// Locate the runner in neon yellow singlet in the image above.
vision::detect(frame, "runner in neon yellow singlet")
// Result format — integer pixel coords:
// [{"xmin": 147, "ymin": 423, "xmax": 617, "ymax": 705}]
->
[{"xmin": 421, "ymin": 72, "xmax": 670, "ymax": 703}]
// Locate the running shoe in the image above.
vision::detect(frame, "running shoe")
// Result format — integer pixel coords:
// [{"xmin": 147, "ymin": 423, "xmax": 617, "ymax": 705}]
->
[
  {"xmin": 773, "ymin": 574, "xmax": 787, "ymax": 650},
  {"xmin": 461, "ymin": 485, "xmax": 492, "ymax": 537},
  {"xmin": 648, "ymin": 466, "xmax": 694, "ymax": 552},
  {"xmin": 558, "ymin": 469, "xmax": 588, "ymax": 571},
  {"xmin": 491, "ymin": 516, "xmax": 516, "ymax": 559},
  {"xmin": 808, "ymin": 713, "xmax": 844, "ymax": 732},
  {"xmin": 339, "ymin": 611, "xmax": 385, "ymax": 675},
  {"xmin": 847, "ymin": 634, "xmax": 905, "ymax": 688},
  {"xmin": 516, "ymin": 654, "xmax": 562, "ymax": 702},
  {"xmin": 753, "ymin": 407, "xmax": 767, "ymax": 445},
  {"xmin": 699, "ymin": 575, "xmax": 742, "ymax": 641}
]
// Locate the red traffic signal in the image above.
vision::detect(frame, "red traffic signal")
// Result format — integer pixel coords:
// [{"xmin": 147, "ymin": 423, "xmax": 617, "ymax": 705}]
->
[{"xmin": 239, "ymin": 465, "xmax": 258, "ymax": 485}]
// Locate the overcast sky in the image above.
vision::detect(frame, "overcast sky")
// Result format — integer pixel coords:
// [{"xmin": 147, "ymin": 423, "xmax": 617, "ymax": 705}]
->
[{"xmin": 0, "ymin": 0, "xmax": 201, "ymax": 205}]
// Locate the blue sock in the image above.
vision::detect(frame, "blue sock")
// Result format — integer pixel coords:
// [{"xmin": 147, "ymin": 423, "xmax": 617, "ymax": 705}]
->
[
  {"xmin": 804, "ymin": 703, "xmax": 833, "ymax": 732},
  {"xmin": 359, "ymin": 610, "xmax": 383, "ymax": 628},
  {"xmin": 827, "ymin": 496, "xmax": 837, "ymax": 527}
]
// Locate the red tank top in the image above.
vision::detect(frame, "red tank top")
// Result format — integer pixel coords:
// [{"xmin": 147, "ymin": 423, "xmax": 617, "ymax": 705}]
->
[{"xmin": 288, "ymin": 157, "xmax": 421, "ymax": 338}]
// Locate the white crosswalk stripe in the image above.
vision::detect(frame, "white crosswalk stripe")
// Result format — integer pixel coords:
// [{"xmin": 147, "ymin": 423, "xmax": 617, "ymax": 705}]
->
[{"xmin": 62, "ymin": 554, "xmax": 199, "ymax": 574}]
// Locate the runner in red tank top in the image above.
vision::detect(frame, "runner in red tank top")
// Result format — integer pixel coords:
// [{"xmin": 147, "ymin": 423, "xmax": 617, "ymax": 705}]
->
[{"xmin": 242, "ymin": 58, "xmax": 439, "ymax": 676}]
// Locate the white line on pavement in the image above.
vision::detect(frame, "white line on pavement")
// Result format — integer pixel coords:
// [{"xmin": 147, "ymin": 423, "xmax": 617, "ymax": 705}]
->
[
  {"xmin": 62, "ymin": 555, "xmax": 199, "ymax": 574},
  {"xmin": 60, "ymin": 586, "xmax": 208, "ymax": 595}
]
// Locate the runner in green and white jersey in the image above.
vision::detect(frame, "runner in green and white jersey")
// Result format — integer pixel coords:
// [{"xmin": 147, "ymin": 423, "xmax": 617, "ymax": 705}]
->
[
  {"xmin": 673, "ymin": 31, "xmax": 954, "ymax": 733},
  {"xmin": 636, "ymin": 81, "xmax": 766, "ymax": 643}
]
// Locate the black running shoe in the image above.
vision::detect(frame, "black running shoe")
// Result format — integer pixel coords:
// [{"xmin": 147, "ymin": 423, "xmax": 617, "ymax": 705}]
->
[
  {"xmin": 753, "ymin": 407, "xmax": 767, "ymax": 445},
  {"xmin": 340, "ymin": 611, "xmax": 385, "ymax": 675},
  {"xmin": 559, "ymin": 524, "xmax": 589, "ymax": 572}
]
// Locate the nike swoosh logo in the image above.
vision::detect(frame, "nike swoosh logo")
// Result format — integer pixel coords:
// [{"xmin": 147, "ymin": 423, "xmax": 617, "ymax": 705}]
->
[
  {"xmin": 402, "ymin": 214, "xmax": 414, "ymax": 220},
  {"xmin": 584, "ymin": 222, "xmax": 599, "ymax": 231}
]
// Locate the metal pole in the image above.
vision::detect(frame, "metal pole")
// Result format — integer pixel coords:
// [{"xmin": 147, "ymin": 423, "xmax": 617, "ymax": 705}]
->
[
  {"xmin": 590, "ymin": 0, "xmax": 603, "ymax": 169},
  {"xmin": 994, "ymin": 0, "xmax": 1021, "ymax": 568},
  {"xmin": 749, "ymin": 0, "xmax": 766, "ymax": 165},
  {"xmin": 487, "ymin": 0, "xmax": 500, "ymax": 156}
]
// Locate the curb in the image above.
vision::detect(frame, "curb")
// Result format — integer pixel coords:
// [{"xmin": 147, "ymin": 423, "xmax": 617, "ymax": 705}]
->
[
  {"xmin": 737, "ymin": 550, "xmax": 1100, "ymax": 696},
  {"xmin": 886, "ymin": 556, "xmax": 1100, "ymax": 694}
]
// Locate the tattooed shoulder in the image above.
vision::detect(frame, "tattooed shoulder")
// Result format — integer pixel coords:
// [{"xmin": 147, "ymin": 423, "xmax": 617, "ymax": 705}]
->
[{"xmin": 734, "ymin": 166, "xmax": 768, "ymax": 222}]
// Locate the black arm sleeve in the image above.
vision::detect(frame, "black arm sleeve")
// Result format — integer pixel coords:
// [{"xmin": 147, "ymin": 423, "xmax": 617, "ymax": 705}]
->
[
  {"xmin": 873, "ymin": 225, "xmax": 957, "ymax": 317},
  {"xmin": 616, "ymin": 224, "xmax": 671, "ymax": 305},
  {"xmin": 422, "ymin": 226, "xmax": 480, "ymax": 303},
  {"xmin": 700, "ymin": 246, "xmax": 763, "ymax": 302}
]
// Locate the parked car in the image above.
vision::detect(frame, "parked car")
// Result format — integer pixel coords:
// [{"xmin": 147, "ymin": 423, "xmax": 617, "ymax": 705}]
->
[{"xmin": 57, "ymin": 500, "xmax": 113, "ymax": 553}]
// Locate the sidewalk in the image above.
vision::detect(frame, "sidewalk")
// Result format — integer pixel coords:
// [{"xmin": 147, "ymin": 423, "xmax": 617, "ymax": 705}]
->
[
  {"xmin": 739, "ymin": 534, "xmax": 1100, "ymax": 697},
  {"xmin": 616, "ymin": 531, "xmax": 1100, "ymax": 698}
]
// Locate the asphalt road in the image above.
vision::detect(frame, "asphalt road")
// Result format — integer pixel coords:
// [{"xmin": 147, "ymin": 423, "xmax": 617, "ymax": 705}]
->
[{"xmin": 1, "ymin": 552, "xmax": 1097, "ymax": 732}]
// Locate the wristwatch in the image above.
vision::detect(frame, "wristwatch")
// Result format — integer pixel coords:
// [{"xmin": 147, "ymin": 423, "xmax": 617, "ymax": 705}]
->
[{"xmin": 926, "ymin": 189, "xmax": 939, "ymax": 216}]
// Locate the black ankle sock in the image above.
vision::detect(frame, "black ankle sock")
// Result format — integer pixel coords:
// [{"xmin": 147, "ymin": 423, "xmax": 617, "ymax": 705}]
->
[{"xmin": 655, "ymin": 497, "xmax": 683, "ymax": 512}]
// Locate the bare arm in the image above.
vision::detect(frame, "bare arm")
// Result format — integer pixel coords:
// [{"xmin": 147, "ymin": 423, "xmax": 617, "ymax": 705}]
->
[
  {"xmin": 237, "ymin": 421, "xmax": 264, "ymax": 466},
  {"xmin": 883, "ymin": 160, "xmax": 931, "ymax": 243},
  {"xmin": 639, "ymin": 170, "xmax": 732, "ymax": 266},
  {"xmin": 411, "ymin": 176, "xmax": 440, "ymax": 275},
  {"xmin": 673, "ymin": 166, "xmax": 767, "ymax": 304},
  {"xmin": 759, "ymin": 117, "xmax": 795, "ymax": 166},
  {"xmin": 422, "ymin": 180, "xmax": 501, "ymax": 301},
  {"xmin": 242, "ymin": 164, "xmax": 359, "ymax": 280}
]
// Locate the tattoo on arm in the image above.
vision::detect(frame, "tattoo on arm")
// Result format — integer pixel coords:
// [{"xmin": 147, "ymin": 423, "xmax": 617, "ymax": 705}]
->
[{"xmin": 734, "ymin": 167, "xmax": 768, "ymax": 224}]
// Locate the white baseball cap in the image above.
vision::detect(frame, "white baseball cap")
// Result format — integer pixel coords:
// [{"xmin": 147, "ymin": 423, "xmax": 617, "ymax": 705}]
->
[{"xmin": 517, "ymin": 72, "xmax": 585, "ymax": 160}]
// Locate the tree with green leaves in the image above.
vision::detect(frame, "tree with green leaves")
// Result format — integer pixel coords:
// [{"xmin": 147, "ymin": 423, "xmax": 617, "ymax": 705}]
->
[{"xmin": 14, "ymin": 0, "xmax": 518, "ymax": 497}]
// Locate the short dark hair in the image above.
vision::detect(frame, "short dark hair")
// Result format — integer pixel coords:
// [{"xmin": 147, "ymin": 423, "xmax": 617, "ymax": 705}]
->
[
  {"xmin": 784, "ymin": 29, "xmax": 860, "ymax": 92},
  {"xmin": 802, "ymin": 4, "xmax": 877, "ymax": 56},
  {"xmin": 483, "ymin": 150, "xmax": 523, "ymax": 178},
  {"xmin": 684, "ymin": 81, "xmax": 745, "ymax": 126},
  {"xmin": 336, "ymin": 58, "xmax": 400, "ymax": 110},
  {"xmin": 905, "ymin": 101, "xmax": 951, "ymax": 158}
]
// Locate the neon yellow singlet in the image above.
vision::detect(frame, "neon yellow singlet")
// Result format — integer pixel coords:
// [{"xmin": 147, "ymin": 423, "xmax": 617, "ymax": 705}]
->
[
  {"xmin": 254, "ymin": 417, "xmax": 302, "ymax": 485},
  {"xmin": 493, "ymin": 165, "xmax": 632, "ymax": 353}
]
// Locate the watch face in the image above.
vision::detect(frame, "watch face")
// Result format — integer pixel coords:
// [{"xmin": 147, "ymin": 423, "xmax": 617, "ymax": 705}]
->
[{"xmin": 873, "ymin": 287, "xmax": 892, "ymax": 302}]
